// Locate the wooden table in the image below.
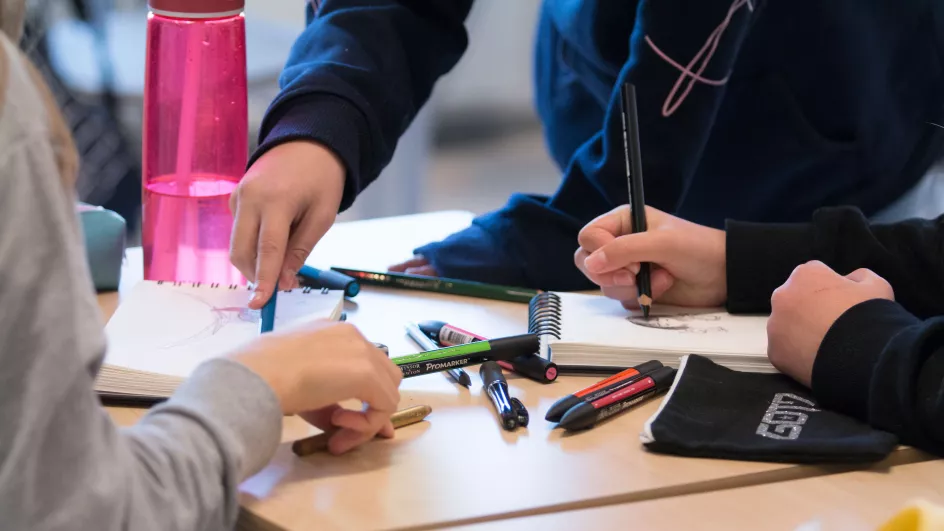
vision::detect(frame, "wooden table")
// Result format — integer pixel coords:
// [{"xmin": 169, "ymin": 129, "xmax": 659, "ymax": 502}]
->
[
  {"xmin": 447, "ymin": 461, "xmax": 944, "ymax": 531},
  {"xmin": 99, "ymin": 211, "xmax": 936, "ymax": 531}
]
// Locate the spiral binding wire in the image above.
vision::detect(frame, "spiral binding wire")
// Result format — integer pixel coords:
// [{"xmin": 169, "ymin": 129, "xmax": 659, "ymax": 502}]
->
[
  {"xmin": 528, "ymin": 292, "xmax": 562, "ymax": 339},
  {"xmin": 153, "ymin": 280, "xmax": 329, "ymax": 294}
]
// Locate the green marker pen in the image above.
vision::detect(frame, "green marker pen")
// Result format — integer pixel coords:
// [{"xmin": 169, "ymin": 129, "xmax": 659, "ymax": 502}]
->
[{"xmin": 392, "ymin": 334, "xmax": 540, "ymax": 378}]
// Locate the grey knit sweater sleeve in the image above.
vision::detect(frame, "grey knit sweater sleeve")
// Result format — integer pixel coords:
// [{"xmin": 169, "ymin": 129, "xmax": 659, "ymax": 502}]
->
[{"xmin": 0, "ymin": 36, "xmax": 282, "ymax": 531}]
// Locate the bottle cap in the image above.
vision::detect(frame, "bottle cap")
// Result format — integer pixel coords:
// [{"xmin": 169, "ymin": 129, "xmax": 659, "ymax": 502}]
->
[{"xmin": 149, "ymin": 0, "xmax": 245, "ymax": 18}]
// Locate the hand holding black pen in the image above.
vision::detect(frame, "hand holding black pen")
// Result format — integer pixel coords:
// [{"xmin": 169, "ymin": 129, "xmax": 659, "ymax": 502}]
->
[{"xmin": 480, "ymin": 362, "xmax": 529, "ymax": 431}]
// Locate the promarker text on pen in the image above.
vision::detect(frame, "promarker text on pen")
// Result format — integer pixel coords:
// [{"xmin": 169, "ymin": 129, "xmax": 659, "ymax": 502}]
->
[
  {"xmin": 417, "ymin": 320, "xmax": 558, "ymax": 383},
  {"xmin": 405, "ymin": 322, "xmax": 471, "ymax": 387},
  {"xmin": 619, "ymin": 82, "xmax": 652, "ymax": 318},
  {"xmin": 392, "ymin": 334, "xmax": 540, "ymax": 378}
]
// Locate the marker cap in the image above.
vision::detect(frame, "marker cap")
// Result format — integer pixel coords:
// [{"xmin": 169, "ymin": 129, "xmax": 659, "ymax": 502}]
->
[
  {"xmin": 417, "ymin": 321, "xmax": 448, "ymax": 342},
  {"xmin": 485, "ymin": 334, "xmax": 541, "ymax": 361},
  {"xmin": 298, "ymin": 265, "xmax": 360, "ymax": 298},
  {"xmin": 500, "ymin": 354, "xmax": 558, "ymax": 383}
]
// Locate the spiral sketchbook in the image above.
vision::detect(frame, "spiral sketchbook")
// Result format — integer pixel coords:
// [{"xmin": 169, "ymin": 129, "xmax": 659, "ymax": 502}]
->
[
  {"xmin": 97, "ymin": 280, "xmax": 345, "ymax": 404},
  {"xmin": 528, "ymin": 292, "xmax": 773, "ymax": 373}
]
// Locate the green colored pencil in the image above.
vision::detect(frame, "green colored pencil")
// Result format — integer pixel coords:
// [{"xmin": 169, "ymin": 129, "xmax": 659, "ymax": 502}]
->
[{"xmin": 329, "ymin": 267, "xmax": 541, "ymax": 304}]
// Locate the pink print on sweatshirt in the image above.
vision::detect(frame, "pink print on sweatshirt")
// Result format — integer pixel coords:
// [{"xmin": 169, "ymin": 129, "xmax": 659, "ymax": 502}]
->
[{"xmin": 645, "ymin": 0, "xmax": 754, "ymax": 117}]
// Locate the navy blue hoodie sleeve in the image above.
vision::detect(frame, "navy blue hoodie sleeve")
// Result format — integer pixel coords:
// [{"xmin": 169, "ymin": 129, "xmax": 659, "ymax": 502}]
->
[
  {"xmin": 416, "ymin": 0, "xmax": 757, "ymax": 290},
  {"xmin": 251, "ymin": 0, "xmax": 474, "ymax": 211}
]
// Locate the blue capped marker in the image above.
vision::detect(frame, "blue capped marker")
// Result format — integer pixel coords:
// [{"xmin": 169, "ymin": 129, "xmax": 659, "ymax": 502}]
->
[{"xmin": 298, "ymin": 265, "xmax": 360, "ymax": 298}]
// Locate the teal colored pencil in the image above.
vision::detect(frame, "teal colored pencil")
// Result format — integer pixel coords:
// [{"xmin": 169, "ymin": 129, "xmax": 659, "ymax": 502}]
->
[{"xmin": 259, "ymin": 290, "xmax": 277, "ymax": 334}]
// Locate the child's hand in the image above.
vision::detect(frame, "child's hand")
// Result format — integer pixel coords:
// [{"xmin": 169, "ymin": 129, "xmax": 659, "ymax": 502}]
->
[
  {"xmin": 767, "ymin": 261, "xmax": 894, "ymax": 386},
  {"xmin": 230, "ymin": 141, "xmax": 346, "ymax": 310},
  {"xmin": 574, "ymin": 205, "xmax": 727, "ymax": 308},
  {"xmin": 231, "ymin": 320, "xmax": 403, "ymax": 455},
  {"xmin": 388, "ymin": 255, "xmax": 439, "ymax": 277}
]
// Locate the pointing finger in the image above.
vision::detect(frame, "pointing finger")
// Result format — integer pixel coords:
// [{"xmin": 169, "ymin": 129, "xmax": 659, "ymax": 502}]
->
[
  {"xmin": 251, "ymin": 212, "xmax": 292, "ymax": 309},
  {"xmin": 230, "ymin": 201, "xmax": 261, "ymax": 284},
  {"xmin": 584, "ymin": 232, "xmax": 672, "ymax": 275}
]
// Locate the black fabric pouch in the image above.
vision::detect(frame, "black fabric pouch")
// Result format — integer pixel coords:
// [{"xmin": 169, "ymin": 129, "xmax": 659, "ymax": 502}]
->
[{"xmin": 640, "ymin": 354, "xmax": 898, "ymax": 463}]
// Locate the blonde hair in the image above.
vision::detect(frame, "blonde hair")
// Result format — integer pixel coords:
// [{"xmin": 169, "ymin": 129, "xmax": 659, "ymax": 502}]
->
[
  {"xmin": 0, "ymin": 0, "xmax": 24, "ymax": 43},
  {"xmin": 0, "ymin": 0, "xmax": 79, "ymax": 192}
]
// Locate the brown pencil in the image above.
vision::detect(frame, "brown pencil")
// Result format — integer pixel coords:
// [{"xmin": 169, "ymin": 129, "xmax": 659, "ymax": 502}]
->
[{"xmin": 291, "ymin": 405, "xmax": 433, "ymax": 457}]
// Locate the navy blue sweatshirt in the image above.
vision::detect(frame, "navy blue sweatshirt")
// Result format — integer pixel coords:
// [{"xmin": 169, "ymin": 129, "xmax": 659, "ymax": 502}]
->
[
  {"xmin": 255, "ymin": 0, "xmax": 944, "ymax": 291},
  {"xmin": 726, "ymin": 207, "xmax": 944, "ymax": 457}
]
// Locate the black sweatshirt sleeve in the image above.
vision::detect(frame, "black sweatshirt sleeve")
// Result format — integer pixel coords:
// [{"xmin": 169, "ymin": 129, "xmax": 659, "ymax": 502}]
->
[
  {"xmin": 251, "ymin": 0, "xmax": 474, "ymax": 211},
  {"xmin": 723, "ymin": 206, "xmax": 944, "ymax": 455},
  {"xmin": 812, "ymin": 299, "xmax": 944, "ymax": 457},
  {"xmin": 724, "ymin": 206, "xmax": 944, "ymax": 316}
]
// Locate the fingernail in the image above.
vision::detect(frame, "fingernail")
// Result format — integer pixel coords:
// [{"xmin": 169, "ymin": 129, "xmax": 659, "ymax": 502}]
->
[
  {"xmin": 614, "ymin": 270, "xmax": 635, "ymax": 286},
  {"xmin": 280, "ymin": 269, "xmax": 297, "ymax": 289},
  {"xmin": 629, "ymin": 263, "xmax": 641, "ymax": 275},
  {"xmin": 250, "ymin": 290, "xmax": 266, "ymax": 306},
  {"xmin": 584, "ymin": 251, "xmax": 607, "ymax": 273}
]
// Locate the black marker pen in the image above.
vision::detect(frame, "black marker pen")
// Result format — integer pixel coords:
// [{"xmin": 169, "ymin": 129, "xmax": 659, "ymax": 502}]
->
[
  {"xmin": 418, "ymin": 320, "xmax": 558, "ymax": 383},
  {"xmin": 392, "ymin": 334, "xmax": 539, "ymax": 378}
]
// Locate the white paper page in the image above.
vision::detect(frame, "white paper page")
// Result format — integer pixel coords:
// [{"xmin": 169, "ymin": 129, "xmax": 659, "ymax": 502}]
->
[
  {"xmin": 556, "ymin": 292, "xmax": 769, "ymax": 356},
  {"xmin": 104, "ymin": 282, "xmax": 343, "ymax": 377}
]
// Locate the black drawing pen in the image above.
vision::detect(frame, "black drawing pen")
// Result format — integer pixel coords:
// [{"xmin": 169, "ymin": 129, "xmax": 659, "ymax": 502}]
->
[
  {"xmin": 480, "ymin": 362, "xmax": 528, "ymax": 431},
  {"xmin": 619, "ymin": 82, "xmax": 652, "ymax": 318}
]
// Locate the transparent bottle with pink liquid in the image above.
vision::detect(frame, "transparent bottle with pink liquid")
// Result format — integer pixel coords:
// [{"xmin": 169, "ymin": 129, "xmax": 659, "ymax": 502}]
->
[{"xmin": 142, "ymin": 0, "xmax": 247, "ymax": 284}]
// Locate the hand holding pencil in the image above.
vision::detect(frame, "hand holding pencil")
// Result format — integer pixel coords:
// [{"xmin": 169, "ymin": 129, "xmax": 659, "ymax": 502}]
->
[
  {"xmin": 574, "ymin": 82, "xmax": 728, "ymax": 310},
  {"xmin": 574, "ymin": 205, "xmax": 728, "ymax": 309}
]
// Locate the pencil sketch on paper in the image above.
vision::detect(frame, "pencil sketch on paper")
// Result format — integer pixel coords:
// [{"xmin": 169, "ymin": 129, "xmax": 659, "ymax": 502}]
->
[
  {"xmin": 627, "ymin": 312, "xmax": 728, "ymax": 334},
  {"xmin": 159, "ymin": 292, "xmax": 259, "ymax": 349}
]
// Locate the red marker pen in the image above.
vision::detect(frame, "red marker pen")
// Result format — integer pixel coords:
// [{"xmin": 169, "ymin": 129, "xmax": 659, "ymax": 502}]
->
[
  {"xmin": 557, "ymin": 367, "xmax": 676, "ymax": 430},
  {"xmin": 545, "ymin": 360, "xmax": 663, "ymax": 422}
]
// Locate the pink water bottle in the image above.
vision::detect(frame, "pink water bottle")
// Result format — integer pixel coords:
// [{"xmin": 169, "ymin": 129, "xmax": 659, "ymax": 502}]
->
[{"xmin": 142, "ymin": 0, "xmax": 247, "ymax": 284}]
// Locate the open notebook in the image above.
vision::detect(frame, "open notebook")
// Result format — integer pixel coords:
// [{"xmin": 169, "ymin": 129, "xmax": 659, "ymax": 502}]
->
[
  {"xmin": 529, "ymin": 292, "xmax": 772, "ymax": 373},
  {"xmin": 98, "ymin": 281, "xmax": 345, "ymax": 404}
]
